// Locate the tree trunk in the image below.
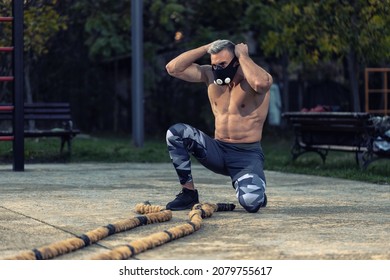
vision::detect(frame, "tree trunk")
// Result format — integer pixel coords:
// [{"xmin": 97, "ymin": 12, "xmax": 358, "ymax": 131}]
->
[
  {"xmin": 24, "ymin": 63, "xmax": 35, "ymax": 130},
  {"xmin": 346, "ymin": 1, "xmax": 361, "ymax": 112},
  {"xmin": 346, "ymin": 50, "xmax": 361, "ymax": 112},
  {"xmin": 281, "ymin": 52, "xmax": 289, "ymax": 112},
  {"xmin": 114, "ymin": 61, "xmax": 118, "ymax": 132},
  {"xmin": 281, "ymin": 52, "xmax": 290, "ymax": 128}
]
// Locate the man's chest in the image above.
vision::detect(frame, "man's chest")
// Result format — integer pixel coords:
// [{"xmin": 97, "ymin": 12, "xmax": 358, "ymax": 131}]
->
[{"xmin": 208, "ymin": 86, "xmax": 257, "ymax": 113}]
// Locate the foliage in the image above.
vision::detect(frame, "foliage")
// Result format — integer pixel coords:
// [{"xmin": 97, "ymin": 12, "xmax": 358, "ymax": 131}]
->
[
  {"xmin": 0, "ymin": 1, "xmax": 12, "ymax": 45},
  {"xmin": 244, "ymin": 0, "xmax": 390, "ymax": 111},
  {"xmin": 0, "ymin": 1, "xmax": 67, "ymax": 58},
  {"xmin": 72, "ymin": 0, "xmax": 130, "ymax": 60},
  {"xmin": 246, "ymin": 0, "xmax": 390, "ymax": 67},
  {"xmin": 24, "ymin": 0, "xmax": 67, "ymax": 58}
]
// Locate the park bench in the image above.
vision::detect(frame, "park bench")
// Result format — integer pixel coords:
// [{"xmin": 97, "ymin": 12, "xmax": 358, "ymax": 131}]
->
[
  {"xmin": 282, "ymin": 111, "xmax": 390, "ymax": 169},
  {"xmin": 0, "ymin": 102, "xmax": 80, "ymax": 154}
]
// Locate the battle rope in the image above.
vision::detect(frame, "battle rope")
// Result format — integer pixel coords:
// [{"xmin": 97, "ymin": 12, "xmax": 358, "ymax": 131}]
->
[
  {"xmin": 90, "ymin": 202, "xmax": 235, "ymax": 260},
  {"xmin": 6, "ymin": 202, "xmax": 171, "ymax": 260}
]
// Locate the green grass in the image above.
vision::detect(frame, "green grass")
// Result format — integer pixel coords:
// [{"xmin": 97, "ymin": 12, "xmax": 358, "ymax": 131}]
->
[
  {"xmin": 0, "ymin": 133, "xmax": 389, "ymax": 185},
  {"xmin": 0, "ymin": 134, "xmax": 169, "ymax": 163}
]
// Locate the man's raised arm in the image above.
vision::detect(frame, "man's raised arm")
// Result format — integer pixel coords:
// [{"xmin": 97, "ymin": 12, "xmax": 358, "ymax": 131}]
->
[
  {"xmin": 165, "ymin": 43, "xmax": 211, "ymax": 83},
  {"xmin": 235, "ymin": 43, "xmax": 273, "ymax": 94}
]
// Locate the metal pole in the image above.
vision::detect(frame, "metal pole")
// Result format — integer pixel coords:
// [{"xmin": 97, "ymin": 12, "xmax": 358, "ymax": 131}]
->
[
  {"xmin": 131, "ymin": 0, "xmax": 144, "ymax": 147},
  {"xmin": 12, "ymin": 0, "xmax": 24, "ymax": 171}
]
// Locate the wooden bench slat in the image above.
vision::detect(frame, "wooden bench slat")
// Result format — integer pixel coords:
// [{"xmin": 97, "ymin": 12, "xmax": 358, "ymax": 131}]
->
[
  {"xmin": 24, "ymin": 130, "xmax": 80, "ymax": 137},
  {"xmin": 24, "ymin": 114, "xmax": 73, "ymax": 120}
]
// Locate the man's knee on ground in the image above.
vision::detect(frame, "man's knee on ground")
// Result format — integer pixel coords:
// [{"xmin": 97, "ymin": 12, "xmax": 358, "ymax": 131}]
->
[{"xmin": 234, "ymin": 173, "xmax": 266, "ymax": 213}]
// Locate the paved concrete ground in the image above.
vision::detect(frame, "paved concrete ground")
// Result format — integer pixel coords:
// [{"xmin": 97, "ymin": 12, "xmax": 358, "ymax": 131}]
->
[{"xmin": 0, "ymin": 163, "xmax": 389, "ymax": 260}]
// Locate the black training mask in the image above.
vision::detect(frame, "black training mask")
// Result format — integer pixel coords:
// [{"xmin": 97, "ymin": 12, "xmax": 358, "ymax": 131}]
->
[{"xmin": 212, "ymin": 57, "xmax": 239, "ymax": 86}]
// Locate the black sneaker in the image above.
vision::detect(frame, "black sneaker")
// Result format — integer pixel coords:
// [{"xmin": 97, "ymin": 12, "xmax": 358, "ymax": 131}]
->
[{"xmin": 166, "ymin": 188, "xmax": 199, "ymax": 210}]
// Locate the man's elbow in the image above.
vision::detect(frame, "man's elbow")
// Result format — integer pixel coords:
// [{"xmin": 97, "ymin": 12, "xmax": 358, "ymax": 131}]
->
[
  {"xmin": 254, "ymin": 74, "xmax": 273, "ymax": 94},
  {"xmin": 165, "ymin": 62, "xmax": 179, "ymax": 77},
  {"xmin": 165, "ymin": 63, "xmax": 173, "ymax": 76}
]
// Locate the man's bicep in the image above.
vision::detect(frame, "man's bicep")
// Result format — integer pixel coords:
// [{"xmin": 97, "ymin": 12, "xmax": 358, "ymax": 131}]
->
[{"xmin": 175, "ymin": 64, "xmax": 210, "ymax": 83}]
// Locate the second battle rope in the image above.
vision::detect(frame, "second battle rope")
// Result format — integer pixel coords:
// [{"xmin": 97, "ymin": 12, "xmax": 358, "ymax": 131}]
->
[{"xmin": 91, "ymin": 202, "xmax": 235, "ymax": 260}]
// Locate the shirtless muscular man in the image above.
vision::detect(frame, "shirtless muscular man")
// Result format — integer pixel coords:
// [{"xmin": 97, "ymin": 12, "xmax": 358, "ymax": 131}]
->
[{"xmin": 165, "ymin": 39, "xmax": 273, "ymax": 213}]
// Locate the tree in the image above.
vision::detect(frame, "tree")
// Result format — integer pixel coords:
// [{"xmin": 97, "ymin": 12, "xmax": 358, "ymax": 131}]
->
[
  {"xmin": 325, "ymin": 0, "xmax": 390, "ymax": 111},
  {"xmin": 23, "ymin": 0, "xmax": 67, "ymax": 107},
  {"xmin": 0, "ymin": 0, "xmax": 67, "ymax": 107},
  {"xmin": 245, "ymin": 0, "xmax": 390, "ymax": 112}
]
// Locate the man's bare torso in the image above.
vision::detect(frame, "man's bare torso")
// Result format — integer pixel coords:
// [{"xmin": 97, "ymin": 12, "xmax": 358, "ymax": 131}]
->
[{"xmin": 207, "ymin": 78, "xmax": 270, "ymax": 143}]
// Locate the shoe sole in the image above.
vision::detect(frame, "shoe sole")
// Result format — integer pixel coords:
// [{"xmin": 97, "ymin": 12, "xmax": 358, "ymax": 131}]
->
[{"xmin": 166, "ymin": 201, "xmax": 199, "ymax": 211}]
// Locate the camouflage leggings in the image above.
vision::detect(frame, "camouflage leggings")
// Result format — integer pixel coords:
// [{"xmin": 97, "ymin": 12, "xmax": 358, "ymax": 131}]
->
[{"xmin": 166, "ymin": 123, "xmax": 266, "ymax": 212}]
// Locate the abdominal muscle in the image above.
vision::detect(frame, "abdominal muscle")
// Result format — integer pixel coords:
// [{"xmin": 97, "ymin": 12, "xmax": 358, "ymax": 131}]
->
[{"xmin": 214, "ymin": 112, "xmax": 264, "ymax": 143}]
